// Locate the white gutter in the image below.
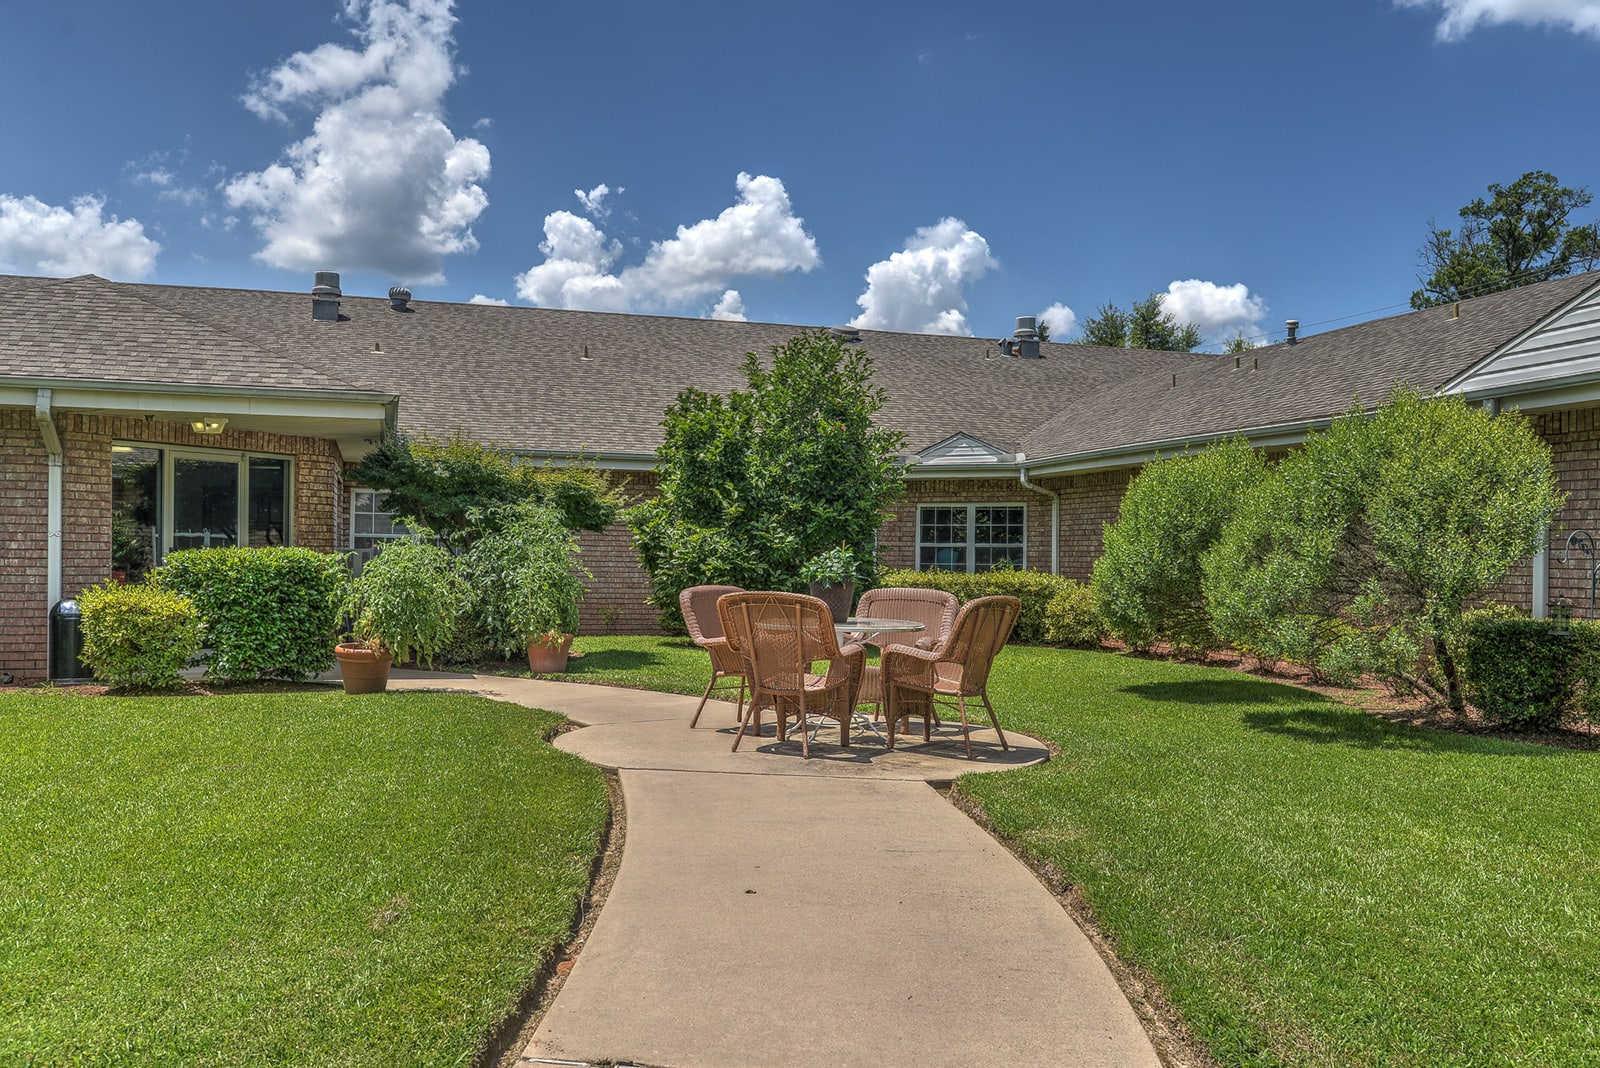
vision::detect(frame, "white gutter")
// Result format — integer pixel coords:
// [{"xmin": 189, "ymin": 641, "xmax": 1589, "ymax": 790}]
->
[
  {"xmin": 33, "ymin": 389, "xmax": 62, "ymax": 607},
  {"xmin": 1016, "ymin": 453, "xmax": 1060, "ymax": 575}
]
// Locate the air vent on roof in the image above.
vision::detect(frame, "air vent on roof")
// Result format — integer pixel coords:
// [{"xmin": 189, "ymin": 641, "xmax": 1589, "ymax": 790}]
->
[
  {"xmin": 998, "ymin": 315, "xmax": 1042, "ymax": 358},
  {"xmin": 388, "ymin": 285, "xmax": 412, "ymax": 311},
  {"xmin": 312, "ymin": 271, "xmax": 342, "ymax": 322},
  {"xmin": 828, "ymin": 326, "xmax": 862, "ymax": 344},
  {"xmin": 1285, "ymin": 319, "xmax": 1299, "ymax": 346}
]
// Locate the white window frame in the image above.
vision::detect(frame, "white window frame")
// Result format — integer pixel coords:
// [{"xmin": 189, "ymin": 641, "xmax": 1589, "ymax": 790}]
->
[
  {"xmin": 114, "ymin": 441, "xmax": 294, "ymax": 563},
  {"xmin": 915, "ymin": 502, "xmax": 1027, "ymax": 573},
  {"xmin": 349, "ymin": 487, "xmax": 412, "ymax": 552}
]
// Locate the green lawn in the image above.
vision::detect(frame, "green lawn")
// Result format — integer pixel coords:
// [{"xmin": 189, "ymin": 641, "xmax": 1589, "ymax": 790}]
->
[
  {"xmin": 565, "ymin": 636, "xmax": 1600, "ymax": 1068},
  {"xmin": 0, "ymin": 688, "xmax": 607, "ymax": 1067},
  {"xmin": 556, "ymin": 634, "xmax": 713, "ymax": 695}
]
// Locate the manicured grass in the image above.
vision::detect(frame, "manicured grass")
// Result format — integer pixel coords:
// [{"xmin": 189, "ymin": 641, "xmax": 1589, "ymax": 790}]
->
[
  {"xmin": 0, "ymin": 688, "xmax": 607, "ymax": 1067},
  {"xmin": 556, "ymin": 634, "xmax": 713, "ymax": 696},
  {"xmin": 565, "ymin": 635, "xmax": 1600, "ymax": 1067}
]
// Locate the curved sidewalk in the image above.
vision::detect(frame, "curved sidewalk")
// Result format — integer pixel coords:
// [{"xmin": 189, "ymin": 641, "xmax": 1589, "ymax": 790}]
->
[{"xmin": 388, "ymin": 672, "xmax": 1161, "ymax": 1068}]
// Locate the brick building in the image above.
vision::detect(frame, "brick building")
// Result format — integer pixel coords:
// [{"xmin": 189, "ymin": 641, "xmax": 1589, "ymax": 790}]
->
[{"xmin": 4, "ymin": 269, "xmax": 1600, "ymax": 682}]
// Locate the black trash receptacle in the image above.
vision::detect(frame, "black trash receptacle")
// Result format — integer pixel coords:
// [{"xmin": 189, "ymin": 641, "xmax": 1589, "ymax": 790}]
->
[{"xmin": 50, "ymin": 600, "xmax": 94, "ymax": 683}]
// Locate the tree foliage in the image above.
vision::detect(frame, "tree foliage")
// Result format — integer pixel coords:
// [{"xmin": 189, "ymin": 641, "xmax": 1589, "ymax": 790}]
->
[
  {"xmin": 1411, "ymin": 170, "xmax": 1600, "ymax": 309},
  {"xmin": 1091, "ymin": 437, "xmax": 1267, "ymax": 650},
  {"xmin": 1202, "ymin": 388, "xmax": 1563, "ymax": 709},
  {"xmin": 629, "ymin": 331, "xmax": 906, "ymax": 628},
  {"xmin": 347, "ymin": 431, "xmax": 622, "ymax": 550},
  {"xmin": 457, "ymin": 502, "xmax": 589, "ymax": 657},
  {"xmin": 1075, "ymin": 293, "xmax": 1203, "ymax": 352}
]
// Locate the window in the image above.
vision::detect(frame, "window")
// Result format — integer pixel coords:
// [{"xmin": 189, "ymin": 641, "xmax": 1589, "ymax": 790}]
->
[
  {"xmin": 111, "ymin": 443, "xmax": 292, "ymax": 567},
  {"xmin": 916, "ymin": 504, "xmax": 1025, "ymax": 572},
  {"xmin": 350, "ymin": 489, "xmax": 412, "ymax": 553}
]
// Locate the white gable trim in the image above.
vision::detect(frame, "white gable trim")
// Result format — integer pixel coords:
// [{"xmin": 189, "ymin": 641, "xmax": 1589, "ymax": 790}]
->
[
  {"xmin": 915, "ymin": 432, "xmax": 1015, "ymax": 466},
  {"xmin": 1443, "ymin": 277, "xmax": 1600, "ymax": 399}
]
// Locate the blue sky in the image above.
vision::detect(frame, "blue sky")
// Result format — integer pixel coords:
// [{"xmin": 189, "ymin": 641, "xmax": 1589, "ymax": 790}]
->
[{"xmin": 2, "ymin": 0, "xmax": 1597, "ymax": 349}]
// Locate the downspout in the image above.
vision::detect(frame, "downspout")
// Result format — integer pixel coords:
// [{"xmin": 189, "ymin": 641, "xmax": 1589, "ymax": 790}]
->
[
  {"xmin": 1016, "ymin": 453, "xmax": 1060, "ymax": 575},
  {"xmin": 33, "ymin": 389, "xmax": 63, "ymax": 607},
  {"xmin": 1485, "ymin": 395, "xmax": 1550, "ymax": 617}
]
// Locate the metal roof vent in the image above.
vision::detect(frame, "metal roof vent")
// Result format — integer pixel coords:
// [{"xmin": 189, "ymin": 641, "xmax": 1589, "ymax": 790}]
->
[
  {"xmin": 828, "ymin": 326, "xmax": 862, "ymax": 344},
  {"xmin": 312, "ymin": 271, "xmax": 342, "ymax": 322},
  {"xmin": 1000, "ymin": 315, "xmax": 1042, "ymax": 358},
  {"xmin": 1285, "ymin": 319, "xmax": 1300, "ymax": 346},
  {"xmin": 388, "ymin": 285, "xmax": 412, "ymax": 312}
]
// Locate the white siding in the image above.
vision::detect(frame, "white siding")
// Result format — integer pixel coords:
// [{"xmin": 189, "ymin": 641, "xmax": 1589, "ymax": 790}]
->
[{"xmin": 1453, "ymin": 284, "xmax": 1600, "ymax": 395}]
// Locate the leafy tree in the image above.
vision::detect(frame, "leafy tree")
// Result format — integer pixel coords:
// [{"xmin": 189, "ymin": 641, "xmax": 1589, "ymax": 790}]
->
[
  {"xmin": 1090, "ymin": 437, "xmax": 1267, "ymax": 650},
  {"xmin": 1034, "ymin": 319, "xmax": 1050, "ymax": 343},
  {"xmin": 1203, "ymin": 387, "xmax": 1563, "ymax": 710},
  {"xmin": 1222, "ymin": 331, "xmax": 1256, "ymax": 355},
  {"xmin": 1074, "ymin": 293, "xmax": 1202, "ymax": 352},
  {"xmin": 347, "ymin": 431, "xmax": 622, "ymax": 550},
  {"xmin": 628, "ymin": 331, "xmax": 906, "ymax": 628},
  {"xmin": 1411, "ymin": 170, "xmax": 1600, "ymax": 309}
]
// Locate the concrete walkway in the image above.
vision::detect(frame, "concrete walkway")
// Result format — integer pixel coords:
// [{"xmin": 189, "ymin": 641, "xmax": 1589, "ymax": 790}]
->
[{"xmin": 386, "ymin": 671, "xmax": 1161, "ymax": 1068}]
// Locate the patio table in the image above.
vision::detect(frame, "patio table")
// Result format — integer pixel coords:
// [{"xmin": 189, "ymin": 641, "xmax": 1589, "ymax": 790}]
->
[{"xmin": 824, "ymin": 618, "xmax": 925, "ymax": 742}]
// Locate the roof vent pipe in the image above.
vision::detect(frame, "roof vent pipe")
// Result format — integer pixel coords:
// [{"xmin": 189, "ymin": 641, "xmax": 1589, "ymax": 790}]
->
[
  {"xmin": 1285, "ymin": 319, "xmax": 1299, "ymax": 346},
  {"xmin": 312, "ymin": 271, "xmax": 342, "ymax": 322},
  {"xmin": 1013, "ymin": 315, "xmax": 1041, "ymax": 358},
  {"xmin": 388, "ymin": 285, "xmax": 412, "ymax": 311}
]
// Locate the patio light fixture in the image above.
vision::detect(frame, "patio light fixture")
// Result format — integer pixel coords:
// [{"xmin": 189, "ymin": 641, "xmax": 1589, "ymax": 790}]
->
[{"xmin": 190, "ymin": 418, "xmax": 228, "ymax": 435}]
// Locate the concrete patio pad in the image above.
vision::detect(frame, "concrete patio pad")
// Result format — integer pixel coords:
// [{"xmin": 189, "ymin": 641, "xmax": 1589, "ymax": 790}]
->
[{"xmin": 379, "ymin": 673, "xmax": 1160, "ymax": 1067}]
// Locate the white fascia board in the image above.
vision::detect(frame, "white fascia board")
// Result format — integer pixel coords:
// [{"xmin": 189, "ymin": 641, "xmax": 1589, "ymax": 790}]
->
[
  {"xmin": 0, "ymin": 375, "xmax": 394, "ymax": 408},
  {"xmin": 509, "ymin": 449, "xmax": 660, "ymax": 472},
  {"xmin": 903, "ymin": 461, "xmax": 1022, "ymax": 480},
  {"xmin": 1456, "ymin": 374, "xmax": 1600, "ymax": 414}
]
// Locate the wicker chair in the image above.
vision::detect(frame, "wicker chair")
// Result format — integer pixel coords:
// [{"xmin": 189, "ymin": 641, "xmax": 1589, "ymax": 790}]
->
[
  {"xmin": 679, "ymin": 584, "xmax": 747, "ymax": 728},
  {"xmin": 882, "ymin": 595, "xmax": 1020, "ymax": 759},
  {"xmin": 716, "ymin": 591, "xmax": 866, "ymax": 758},
  {"xmin": 849, "ymin": 587, "xmax": 959, "ymax": 724}
]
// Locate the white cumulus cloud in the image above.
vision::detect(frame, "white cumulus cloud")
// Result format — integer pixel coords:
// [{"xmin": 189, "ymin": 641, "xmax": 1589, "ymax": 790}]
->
[
  {"xmin": 468, "ymin": 293, "xmax": 508, "ymax": 306},
  {"xmin": 1037, "ymin": 302, "xmax": 1077, "ymax": 341},
  {"xmin": 1161, "ymin": 279, "xmax": 1267, "ymax": 341},
  {"xmin": 1396, "ymin": 0, "xmax": 1600, "ymax": 39},
  {"xmin": 849, "ymin": 218, "xmax": 996, "ymax": 336},
  {"xmin": 224, "ymin": 0, "xmax": 489, "ymax": 284},
  {"xmin": 575, "ymin": 182, "xmax": 620, "ymax": 218},
  {"xmin": 0, "ymin": 194, "xmax": 160, "ymax": 279},
  {"xmin": 710, "ymin": 289, "xmax": 747, "ymax": 321},
  {"xmin": 514, "ymin": 173, "xmax": 819, "ymax": 314}
]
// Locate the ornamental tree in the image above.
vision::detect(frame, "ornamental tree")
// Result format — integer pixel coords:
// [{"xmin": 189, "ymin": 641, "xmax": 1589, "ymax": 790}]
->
[
  {"xmin": 1202, "ymin": 387, "xmax": 1563, "ymax": 709},
  {"xmin": 629, "ymin": 331, "xmax": 906, "ymax": 629}
]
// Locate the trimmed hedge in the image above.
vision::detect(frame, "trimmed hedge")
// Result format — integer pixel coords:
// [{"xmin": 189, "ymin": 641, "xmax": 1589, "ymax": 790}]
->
[
  {"xmin": 875, "ymin": 568, "xmax": 1091, "ymax": 644},
  {"xmin": 156, "ymin": 547, "xmax": 350, "ymax": 684},
  {"xmin": 1460, "ymin": 612, "xmax": 1600, "ymax": 729},
  {"xmin": 1043, "ymin": 582, "xmax": 1107, "ymax": 649},
  {"xmin": 77, "ymin": 581, "xmax": 203, "ymax": 690}
]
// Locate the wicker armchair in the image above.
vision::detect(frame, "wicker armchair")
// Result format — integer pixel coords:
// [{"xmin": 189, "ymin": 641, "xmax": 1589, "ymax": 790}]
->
[
  {"xmin": 849, "ymin": 587, "xmax": 959, "ymax": 722},
  {"xmin": 716, "ymin": 591, "xmax": 866, "ymax": 758},
  {"xmin": 679, "ymin": 584, "xmax": 747, "ymax": 728},
  {"xmin": 882, "ymin": 595, "xmax": 1020, "ymax": 758}
]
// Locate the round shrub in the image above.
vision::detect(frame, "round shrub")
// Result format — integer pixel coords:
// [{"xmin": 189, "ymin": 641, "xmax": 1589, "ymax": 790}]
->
[
  {"xmin": 78, "ymin": 581, "xmax": 203, "ymax": 690},
  {"xmin": 156, "ymin": 547, "xmax": 350, "ymax": 684},
  {"xmin": 1042, "ymin": 581, "xmax": 1106, "ymax": 648},
  {"xmin": 344, "ymin": 537, "xmax": 462, "ymax": 666},
  {"xmin": 1460, "ymin": 614, "xmax": 1576, "ymax": 729},
  {"xmin": 874, "ymin": 567, "xmax": 1077, "ymax": 644},
  {"xmin": 457, "ymin": 503, "xmax": 589, "ymax": 659}
]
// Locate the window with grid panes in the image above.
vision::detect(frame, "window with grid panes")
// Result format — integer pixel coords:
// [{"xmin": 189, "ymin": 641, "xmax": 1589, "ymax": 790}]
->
[
  {"xmin": 350, "ymin": 489, "xmax": 412, "ymax": 552},
  {"xmin": 916, "ymin": 504, "xmax": 1025, "ymax": 572}
]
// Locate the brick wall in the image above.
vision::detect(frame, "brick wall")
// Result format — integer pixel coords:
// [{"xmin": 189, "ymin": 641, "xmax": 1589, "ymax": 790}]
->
[
  {"xmin": 1531, "ymin": 404, "xmax": 1600, "ymax": 615},
  {"xmin": 1, "ymin": 408, "xmax": 48, "ymax": 681},
  {"xmin": 576, "ymin": 470, "xmax": 661, "ymax": 634},
  {"xmin": 0, "ymin": 409, "xmax": 344, "ymax": 683}
]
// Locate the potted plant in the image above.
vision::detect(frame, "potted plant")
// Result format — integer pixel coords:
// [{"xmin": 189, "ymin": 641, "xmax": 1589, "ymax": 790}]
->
[
  {"xmin": 801, "ymin": 544, "xmax": 862, "ymax": 624},
  {"xmin": 337, "ymin": 535, "xmax": 461, "ymax": 693},
  {"xmin": 458, "ymin": 502, "xmax": 589, "ymax": 674},
  {"xmin": 110, "ymin": 509, "xmax": 150, "ymax": 584}
]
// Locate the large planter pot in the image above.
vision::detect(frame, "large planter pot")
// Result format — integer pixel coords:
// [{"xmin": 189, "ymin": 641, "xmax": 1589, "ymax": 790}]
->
[
  {"xmin": 527, "ymin": 634, "xmax": 574, "ymax": 674},
  {"xmin": 808, "ymin": 581, "xmax": 855, "ymax": 624},
  {"xmin": 335, "ymin": 642, "xmax": 393, "ymax": 694}
]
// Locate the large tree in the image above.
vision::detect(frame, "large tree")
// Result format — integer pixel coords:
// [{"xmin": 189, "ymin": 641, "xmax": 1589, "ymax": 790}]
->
[
  {"xmin": 1411, "ymin": 170, "xmax": 1600, "ymax": 309},
  {"xmin": 628, "ymin": 331, "xmax": 907, "ymax": 629},
  {"xmin": 1074, "ymin": 293, "xmax": 1203, "ymax": 352}
]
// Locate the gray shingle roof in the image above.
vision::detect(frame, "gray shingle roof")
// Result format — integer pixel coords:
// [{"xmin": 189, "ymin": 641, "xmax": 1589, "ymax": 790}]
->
[
  {"xmin": 1019, "ymin": 273, "xmax": 1600, "ymax": 462},
  {"xmin": 0, "ymin": 274, "xmax": 367, "ymax": 393},
  {"xmin": 3, "ymin": 270, "xmax": 1595, "ymax": 464}
]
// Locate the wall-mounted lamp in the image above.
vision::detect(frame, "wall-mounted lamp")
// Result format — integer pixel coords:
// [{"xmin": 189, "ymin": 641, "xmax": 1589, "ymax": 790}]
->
[{"xmin": 191, "ymin": 418, "xmax": 228, "ymax": 435}]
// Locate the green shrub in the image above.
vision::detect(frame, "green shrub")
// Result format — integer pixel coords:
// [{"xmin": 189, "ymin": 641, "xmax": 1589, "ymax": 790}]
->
[
  {"xmin": 77, "ymin": 582, "xmax": 203, "ymax": 690},
  {"xmin": 344, "ymin": 537, "xmax": 462, "ymax": 666},
  {"xmin": 1459, "ymin": 612, "xmax": 1600, "ymax": 729},
  {"xmin": 156, "ymin": 547, "xmax": 350, "ymax": 685},
  {"xmin": 874, "ymin": 567, "xmax": 1076, "ymax": 643},
  {"xmin": 457, "ymin": 503, "xmax": 589, "ymax": 659},
  {"xmin": 1042, "ymin": 581, "xmax": 1106, "ymax": 648}
]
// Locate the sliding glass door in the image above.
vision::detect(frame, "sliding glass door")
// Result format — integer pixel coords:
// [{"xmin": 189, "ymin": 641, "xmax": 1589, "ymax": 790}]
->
[
  {"xmin": 170, "ymin": 457, "xmax": 241, "ymax": 551},
  {"xmin": 112, "ymin": 444, "xmax": 293, "ymax": 566}
]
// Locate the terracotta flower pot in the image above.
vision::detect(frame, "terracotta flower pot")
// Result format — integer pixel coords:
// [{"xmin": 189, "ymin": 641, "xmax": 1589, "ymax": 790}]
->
[
  {"xmin": 335, "ymin": 642, "xmax": 393, "ymax": 694},
  {"xmin": 527, "ymin": 634, "xmax": 574, "ymax": 674}
]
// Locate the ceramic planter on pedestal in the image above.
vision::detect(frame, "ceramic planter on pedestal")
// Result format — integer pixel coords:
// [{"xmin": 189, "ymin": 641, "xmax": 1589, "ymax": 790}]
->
[
  {"xmin": 335, "ymin": 642, "xmax": 393, "ymax": 694},
  {"xmin": 527, "ymin": 634, "xmax": 574, "ymax": 674},
  {"xmin": 808, "ymin": 582, "xmax": 855, "ymax": 624}
]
